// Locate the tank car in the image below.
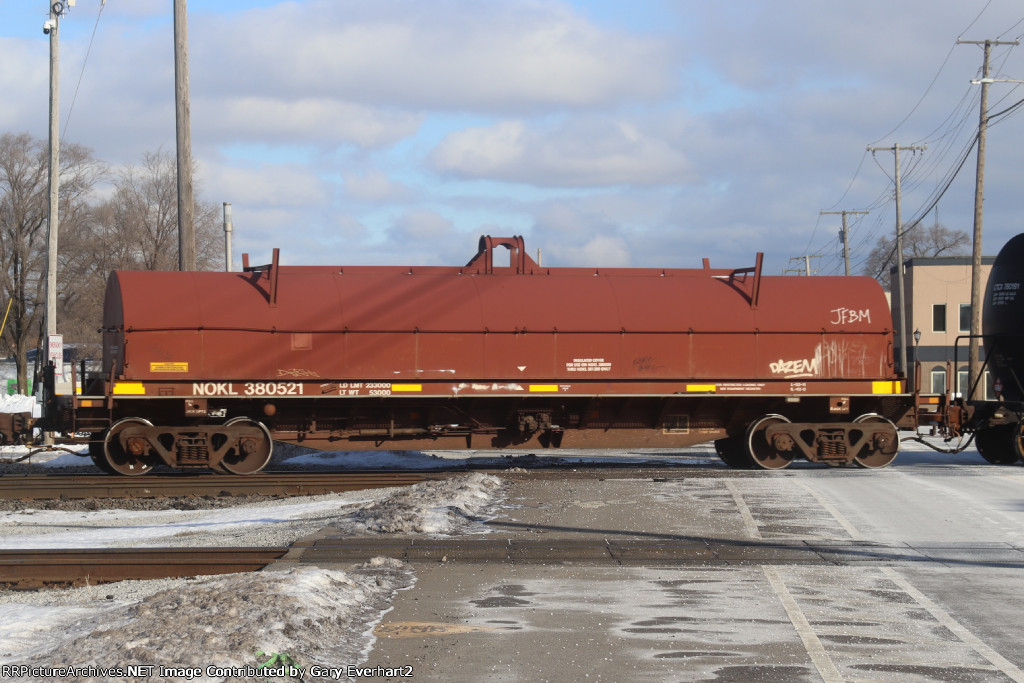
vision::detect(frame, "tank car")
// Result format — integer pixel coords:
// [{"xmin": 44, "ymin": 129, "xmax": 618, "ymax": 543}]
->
[
  {"xmin": 971, "ymin": 233, "xmax": 1024, "ymax": 463},
  {"xmin": 36, "ymin": 236, "xmax": 914, "ymax": 474}
]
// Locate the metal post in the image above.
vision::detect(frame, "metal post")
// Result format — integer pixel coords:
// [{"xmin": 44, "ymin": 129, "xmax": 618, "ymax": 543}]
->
[{"xmin": 223, "ymin": 202, "xmax": 233, "ymax": 272}]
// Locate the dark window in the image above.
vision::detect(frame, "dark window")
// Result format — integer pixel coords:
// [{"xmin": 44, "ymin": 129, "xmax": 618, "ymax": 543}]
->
[
  {"xmin": 959, "ymin": 304, "xmax": 971, "ymax": 333},
  {"xmin": 932, "ymin": 304, "xmax": 946, "ymax": 333}
]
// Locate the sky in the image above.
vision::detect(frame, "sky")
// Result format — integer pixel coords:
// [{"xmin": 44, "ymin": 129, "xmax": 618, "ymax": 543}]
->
[{"xmin": 2, "ymin": 1, "xmax": 1024, "ymax": 275}]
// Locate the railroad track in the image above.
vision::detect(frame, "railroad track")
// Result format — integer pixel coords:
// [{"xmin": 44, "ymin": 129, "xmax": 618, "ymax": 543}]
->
[
  {"xmin": 0, "ymin": 548, "xmax": 291, "ymax": 589},
  {"xmin": 12, "ymin": 536, "xmax": 1021, "ymax": 589},
  {"xmin": 0, "ymin": 471, "xmax": 448, "ymax": 500}
]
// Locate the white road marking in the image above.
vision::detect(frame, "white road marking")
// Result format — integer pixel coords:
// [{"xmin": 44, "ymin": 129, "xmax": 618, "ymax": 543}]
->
[
  {"xmin": 880, "ymin": 567, "xmax": 1024, "ymax": 682},
  {"xmin": 724, "ymin": 480, "xmax": 761, "ymax": 539},
  {"xmin": 762, "ymin": 565, "xmax": 844, "ymax": 683},
  {"xmin": 795, "ymin": 480, "xmax": 866, "ymax": 541}
]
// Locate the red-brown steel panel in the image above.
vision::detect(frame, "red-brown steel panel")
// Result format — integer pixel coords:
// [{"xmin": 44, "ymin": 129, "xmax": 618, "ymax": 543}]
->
[{"xmin": 104, "ymin": 243, "xmax": 894, "ymax": 388}]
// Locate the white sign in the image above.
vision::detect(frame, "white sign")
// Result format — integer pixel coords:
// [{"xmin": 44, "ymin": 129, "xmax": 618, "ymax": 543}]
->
[{"xmin": 48, "ymin": 334, "xmax": 63, "ymax": 379}]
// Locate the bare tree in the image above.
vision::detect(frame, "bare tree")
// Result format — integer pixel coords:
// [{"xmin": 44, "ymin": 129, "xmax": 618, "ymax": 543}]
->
[
  {"xmin": 0, "ymin": 133, "xmax": 102, "ymax": 390},
  {"xmin": 862, "ymin": 223, "xmax": 970, "ymax": 290},
  {"xmin": 90, "ymin": 149, "xmax": 221, "ymax": 271},
  {"xmin": 58, "ymin": 149, "xmax": 223, "ymax": 346}
]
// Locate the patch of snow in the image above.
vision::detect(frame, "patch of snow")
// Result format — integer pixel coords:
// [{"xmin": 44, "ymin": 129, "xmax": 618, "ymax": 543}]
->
[
  {"xmin": 334, "ymin": 472, "xmax": 504, "ymax": 534},
  {"xmin": 0, "ymin": 393, "xmax": 39, "ymax": 416},
  {"xmin": 0, "ymin": 473, "xmax": 506, "ymax": 549},
  {"xmin": 3, "ymin": 561, "xmax": 414, "ymax": 683},
  {"xmin": 0, "ymin": 472, "xmax": 505, "ymax": 681}
]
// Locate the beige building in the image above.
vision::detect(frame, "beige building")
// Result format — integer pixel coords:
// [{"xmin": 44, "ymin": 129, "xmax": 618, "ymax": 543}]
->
[{"xmin": 891, "ymin": 256, "xmax": 995, "ymax": 396}]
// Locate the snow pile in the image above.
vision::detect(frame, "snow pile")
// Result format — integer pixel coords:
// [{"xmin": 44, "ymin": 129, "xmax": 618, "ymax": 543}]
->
[
  {"xmin": 0, "ymin": 447, "xmax": 87, "ymax": 466},
  {"xmin": 0, "ymin": 393, "xmax": 38, "ymax": 416},
  {"xmin": 0, "ymin": 494, "xmax": 367, "ymax": 549},
  {"xmin": 0, "ymin": 472, "xmax": 506, "ymax": 682},
  {"xmin": 334, "ymin": 472, "xmax": 503, "ymax": 534},
  {"xmin": 4, "ymin": 561, "xmax": 414, "ymax": 683},
  {"xmin": 0, "ymin": 473, "xmax": 506, "ymax": 549}
]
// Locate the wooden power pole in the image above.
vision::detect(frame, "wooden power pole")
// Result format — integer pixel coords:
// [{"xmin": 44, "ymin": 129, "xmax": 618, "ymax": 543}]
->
[
  {"xmin": 958, "ymin": 38, "xmax": 1020, "ymax": 400},
  {"xmin": 820, "ymin": 210, "xmax": 869, "ymax": 276},
  {"xmin": 174, "ymin": 0, "xmax": 196, "ymax": 271},
  {"xmin": 867, "ymin": 143, "xmax": 926, "ymax": 379}
]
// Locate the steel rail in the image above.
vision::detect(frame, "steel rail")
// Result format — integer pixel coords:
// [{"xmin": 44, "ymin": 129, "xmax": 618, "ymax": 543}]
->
[
  {"xmin": 0, "ymin": 471, "xmax": 447, "ymax": 500},
  {"xmin": 0, "ymin": 548, "xmax": 290, "ymax": 588}
]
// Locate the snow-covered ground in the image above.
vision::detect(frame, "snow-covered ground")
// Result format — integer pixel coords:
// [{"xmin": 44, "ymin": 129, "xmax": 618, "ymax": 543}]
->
[
  {"xmin": 1, "ymin": 561, "xmax": 415, "ymax": 683},
  {"xmin": 0, "ymin": 429, "xmax": 984, "ymax": 682},
  {"xmin": 0, "ymin": 444, "xmax": 512, "ymax": 683}
]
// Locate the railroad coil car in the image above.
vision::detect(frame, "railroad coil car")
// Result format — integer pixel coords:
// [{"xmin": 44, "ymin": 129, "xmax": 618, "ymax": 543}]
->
[{"xmin": 31, "ymin": 235, "xmax": 914, "ymax": 474}]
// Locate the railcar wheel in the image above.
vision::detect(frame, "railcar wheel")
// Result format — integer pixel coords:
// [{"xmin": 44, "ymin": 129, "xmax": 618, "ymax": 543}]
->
[
  {"xmin": 746, "ymin": 415, "xmax": 794, "ymax": 470},
  {"xmin": 217, "ymin": 417, "xmax": 273, "ymax": 475},
  {"xmin": 1013, "ymin": 421, "xmax": 1024, "ymax": 464},
  {"xmin": 89, "ymin": 437, "xmax": 115, "ymax": 474},
  {"xmin": 103, "ymin": 418, "xmax": 157, "ymax": 476},
  {"xmin": 852, "ymin": 414, "xmax": 898, "ymax": 469},
  {"xmin": 715, "ymin": 437, "xmax": 754, "ymax": 469},
  {"xmin": 975, "ymin": 424, "xmax": 1021, "ymax": 464}
]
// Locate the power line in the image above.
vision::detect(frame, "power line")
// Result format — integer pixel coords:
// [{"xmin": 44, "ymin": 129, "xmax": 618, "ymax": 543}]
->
[{"xmin": 61, "ymin": 0, "xmax": 107, "ymax": 143}]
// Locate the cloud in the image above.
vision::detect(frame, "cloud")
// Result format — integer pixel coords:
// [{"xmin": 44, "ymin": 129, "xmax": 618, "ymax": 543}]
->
[
  {"xmin": 432, "ymin": 118, "xmax": 696, "ymax": 187},
  {"xmin": 196, "ymin": 97, "xmax": 422, "ymax": 149},
  {"xmin": 0, "ymin": 39, "xmax": 49, "ymax": 131},
  {"xmin": 200, "ymin": 162, "xmax": 330, "ymax": 208},
  {"xmin": 197, "ymin": 0, "xmax": 675, "ymax": 111},
  {"xmin": 343, "ymin": 169, "xmax": 413, "ymax": 202},
  {"xmin": 391, "ymin": 208, "xmax": 455, "ymax": 241},
  {"xmin": 545, "ymin": 234, "xmax": 632, "ymax": 267}
]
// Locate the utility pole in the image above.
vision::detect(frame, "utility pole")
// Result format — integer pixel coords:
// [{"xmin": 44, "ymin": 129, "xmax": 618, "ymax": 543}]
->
[
  {"xmin": 43, "ymin": 1, "xmax": 73, "ymax": 441},
  {"xmin": 784, "ymin": 254, "xmax": 823, "ymax": 276},
  {"xmin": 867, "ymin": 143, "xmax": 926, "ymax": 379},
  {"xmin": 174, "ymin": 0, "xmax": 196, "ymax": 271},
  {"xmin": 44, "ymin": 2, "xmax": 66, "ymax": 344},
  {"xmin": 820, "ymin": 210, "xmax": 868, "ymax": 276},
  {"xmin": 958, "ymin": 38, "xmax": 1020, "ymax": 400},
  {"xmin": 223, "ymin": 203, "xmax": 233, "ymax": 272}
]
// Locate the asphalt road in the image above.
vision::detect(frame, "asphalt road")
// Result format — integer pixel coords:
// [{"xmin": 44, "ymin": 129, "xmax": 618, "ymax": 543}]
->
[{"xmin": 348, "ymin": 447, "xmax": 1024, "ymax": 682}]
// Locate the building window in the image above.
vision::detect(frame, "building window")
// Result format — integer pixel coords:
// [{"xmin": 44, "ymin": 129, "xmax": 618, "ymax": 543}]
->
[
  {"xmin": 956, "ymin": 368, "xmax": 994, "ymax": 400},
  {"xmin": 930, "ymin": 368, "xmax": 946, "ymax": 394},
  {"xmin": 932, "ymin": 304, "xmax": 946, "ymax": 333},
  {"xmin": 959, "ymin": 304, "xmax": 971, "ymax": 333}
]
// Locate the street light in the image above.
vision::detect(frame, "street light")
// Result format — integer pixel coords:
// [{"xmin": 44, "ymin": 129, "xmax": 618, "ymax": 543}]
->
[{"xmin": 913, "ymin": 329, "xmax": 921, "ymax": 395}]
